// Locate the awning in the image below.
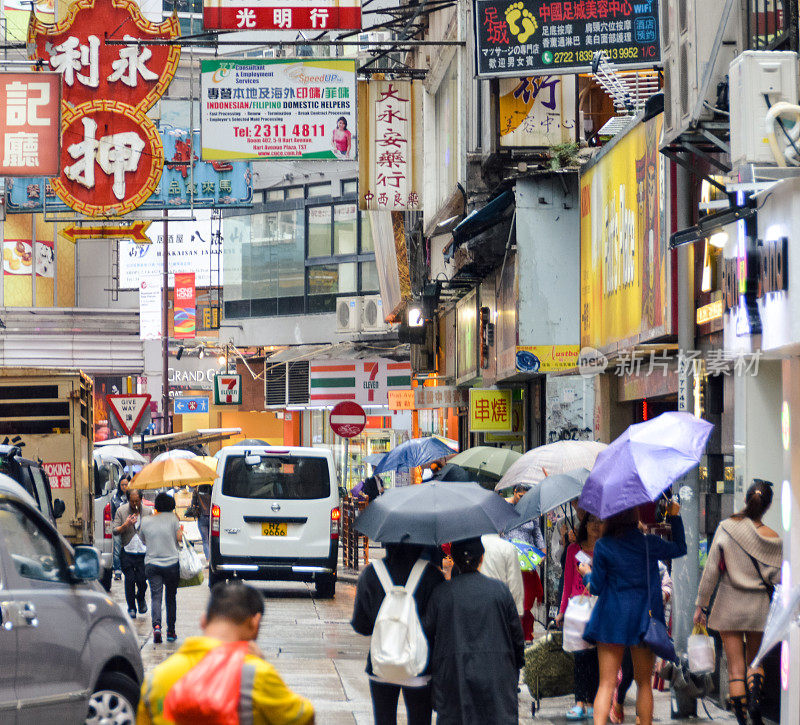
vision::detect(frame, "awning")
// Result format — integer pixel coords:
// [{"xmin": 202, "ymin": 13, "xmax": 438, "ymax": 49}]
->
[{"xmin": 450, "ymin": 190, "xmax": 515, "ymax": 250}]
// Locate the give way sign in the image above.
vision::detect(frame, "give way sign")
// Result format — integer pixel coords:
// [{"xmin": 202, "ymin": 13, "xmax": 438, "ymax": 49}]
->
[
  {"xmin": 106, "ymin": 394, "xmax": 152, "ymax": 436},
  {"xmin": 330, "ymin": 401, "xmax": 367, "ymax": 438}
]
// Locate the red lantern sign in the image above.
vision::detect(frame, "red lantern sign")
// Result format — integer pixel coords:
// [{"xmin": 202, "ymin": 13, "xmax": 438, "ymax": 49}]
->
[{"xmin": 29, "ymin": 0, "xmax": 180, "ymax": 216}]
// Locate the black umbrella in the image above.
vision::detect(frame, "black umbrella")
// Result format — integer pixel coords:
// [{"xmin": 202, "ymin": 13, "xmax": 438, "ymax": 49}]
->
[
  {"xmin": 434, "ymin": 462, "xmax": 471, "ymax": 482},
  {"xmin": 355, "ymin": 482, "xmax": 520, "ymax": 545},
  {"xmin": 239, "ymin": 439, "xmax": 269, "ymax": 446},
  {"xmin": 515, "ymin": 468, "xmax": 590, "ymax": 524}
]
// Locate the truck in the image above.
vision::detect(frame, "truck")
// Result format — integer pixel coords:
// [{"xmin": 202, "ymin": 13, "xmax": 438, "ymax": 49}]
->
[{"xmin": 0, "ymin": 368, "xmax": 113, "ymax": 587}]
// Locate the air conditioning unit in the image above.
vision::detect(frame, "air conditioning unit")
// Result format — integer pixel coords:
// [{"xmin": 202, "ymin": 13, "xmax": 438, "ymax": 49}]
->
[
  {"xmin": 358, "ymin": 31, "xmax": 392, "ymax": 54},
  {"xmin": 729, "ymin": 50, "xmax": 798, "ymax": 168},
  {"xmin": 361, "ymin": 295, "xmax": 392, "ymax": 332},
  {"xmin": 662, "ymin": 0, "xmax": 742, "ymax": 146},
  {"xmin": 336, "ymin": 296, "xmax": 361, "ymax": 333},
  {"xmin": 264, "ymin": 360, "xmax": 310, "ymax": 407}
]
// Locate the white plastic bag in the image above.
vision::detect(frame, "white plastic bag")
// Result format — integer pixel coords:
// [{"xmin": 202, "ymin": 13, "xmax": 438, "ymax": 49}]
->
[
  {"xmin": 688, "ymin": 625, "xmax": 716, "ymax": 674},
  {"xmin": 562, "ymin": 594, "xmax": 597, "ymax": 652},
  {"xmin": 179, "ymin": 542, "xmax": 203, "ymax": 581}
]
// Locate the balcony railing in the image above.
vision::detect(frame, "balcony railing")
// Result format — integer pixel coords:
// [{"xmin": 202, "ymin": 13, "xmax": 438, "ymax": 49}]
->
[{"xmin": 747, "ymin": 0, "xmax": 798, "ymax": 50}]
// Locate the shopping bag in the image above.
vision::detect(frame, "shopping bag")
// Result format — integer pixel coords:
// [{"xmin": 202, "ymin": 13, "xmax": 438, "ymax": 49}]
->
[
  {"xmin": 163, "ymin": 641, "xmax": 249, "ymax": 725},
  {"xmin": 687, "ymin": 624, "xmax": 716, "ymax": 674},
  {"xmin": 562, "ymin": 594, "xmax": 597, "ymax": 652},
  {"xmin": 179, "ymin": 542, "xmax": 203, "ymax": 581},
  {"xmin": 178, "ymin": 570, "xmax": 204, "ymax": 588},
  {"xmin": 511, "ymin": 540, "xmax": 545, "ymax": 571}
]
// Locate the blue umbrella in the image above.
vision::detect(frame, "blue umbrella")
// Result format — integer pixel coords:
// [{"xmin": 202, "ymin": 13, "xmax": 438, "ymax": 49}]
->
[
  {"xmin": 579, "ymin": 412, "xmax": 713, "ymax": 519},
  {"xmin": 364, "ymin": 452, "xmax": 386, "ymax": 466},
  {"xmin": 373, "ymin": 437, "xmax": 457, "ymax": 474}
]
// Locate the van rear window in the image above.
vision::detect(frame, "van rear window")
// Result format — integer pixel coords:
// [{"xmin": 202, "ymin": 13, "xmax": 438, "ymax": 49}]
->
[{"xmin": 222, "ymin": 455, "xmax": 330, "ymax": 500}]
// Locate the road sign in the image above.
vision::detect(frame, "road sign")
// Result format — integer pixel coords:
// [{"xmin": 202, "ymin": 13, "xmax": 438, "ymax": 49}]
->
[
  {"xmin": 330, "ymin": 401, "xmax": 367, "ymax": 438},
  {"xmin": 61, "ymin": 220, "xmax": 152, "ymax": 244},
  {"xmin": 106, "ymin": 394, "xmax": 152, "ymax": 436},
  {"xmin": 174, "ymin": 396, "xmax": 209, "ymax": 414},
  {"xmin": 214, "ymin": 374, "xmax": 242, "ymax": 405}
]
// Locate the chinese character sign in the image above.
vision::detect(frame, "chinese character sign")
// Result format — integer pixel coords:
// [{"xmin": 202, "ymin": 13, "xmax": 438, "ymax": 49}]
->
[
  {"xmin": 474, "ymin": 0, "xmax": 661, "ymax": 78},
  {"xmin": 203, "ymin": 0, "xmax": 361, "ymax": 30},
  {"xmin": 200, "ymin": 59, "xmax": 356, "ymax": 161},
  {"xmin": 0, "ymin": 73, "xmax": 61, "ymax": 177},
  {"xmin": 498, "ymin": 74, "xmax": 576, "ymax": 147},
  {"xmin": 173, "ymin": 272, "xmax": 196, "ymax": 339},
  {"xmin": 358, "ymin": 79, "xmax": 423, "ymax": 211},
  {"xmin": 469, "ymin": 388, "xmax": 513, "ymax": 432},
  {"xmin": 29, "ymin": 0, "xmax": 180, "ymax": 216}
]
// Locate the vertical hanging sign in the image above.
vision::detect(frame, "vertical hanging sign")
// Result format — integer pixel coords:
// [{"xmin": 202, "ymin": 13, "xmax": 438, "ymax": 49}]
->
[
  {"xmin": 173, "ymin": 272, "xmax": 196, "ymax": 339},
  {"xmin": 139, "ymin": 275, "xmax": 162, "ymax": 340},
  {"xmin": 358, "ymin": 79, "xmax": 423, "ymax": 211}
]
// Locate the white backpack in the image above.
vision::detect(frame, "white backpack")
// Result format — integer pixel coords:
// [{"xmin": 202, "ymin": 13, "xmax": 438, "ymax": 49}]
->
[{"xmin": 369, "ymin": 558, "xmax": 430, "ymax": 685}]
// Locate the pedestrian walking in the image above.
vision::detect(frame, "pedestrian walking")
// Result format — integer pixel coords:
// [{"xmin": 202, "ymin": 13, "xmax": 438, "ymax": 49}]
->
[
  {"xmin": 556, "ymin": 513, "xmax": 602, "ymax": 721},
  {"xmin": 423, "ymin": 537, "xmax": 525, "ymax": 725},
  {"xmin": 480, "ymin": 533, "xmax": 524, "ymax": 615},
  {"xmin": 188, "ymin": 483, "xmax": 212, "ymax": 561},
  {"xmin": 577, "ymin": 502, "xmax": 686, "ymax": 725},
  {"xmin": 110, "ymin": 474, "xmax": 130, "ymax": 580},
  {"xmin": 140, "ymin": 492, "xmax": 183, "ymax": 644},
  {"xmin": 113, "ymin": 488, "xmax": 151, "ymax": 619},
  {"xmin": 694, "ymin": 480, "xmax": 781, "ymax": 725},
  {"xmin": 351, "ymin": 543, "xmax": 444, "ymax": 725},
  {"xmin": 138, "ymin": 581, "xmax": 315, "ymax": 725},
  {"xmin": 504, "ymin": 483, "xmax": 545, "ymax": 641}
]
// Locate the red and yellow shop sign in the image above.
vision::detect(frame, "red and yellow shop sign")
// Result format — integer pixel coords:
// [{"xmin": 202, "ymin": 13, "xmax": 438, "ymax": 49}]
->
[
  {"xmin": 387, "ymin": 389, "xmax": 415, "ymax": 410},
  {"xmin": 29, "ymin": 0, "xmax": 180, "ymax": 216},
  {"xmin": 469, "ymin": 388, "xmax": 513, "ymax": 433}
]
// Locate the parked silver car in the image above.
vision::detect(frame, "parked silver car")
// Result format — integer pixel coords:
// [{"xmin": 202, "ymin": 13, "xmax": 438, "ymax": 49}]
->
[{"xmin": 0, "ymin": 474, "xmax": 143, "ymax": 724}]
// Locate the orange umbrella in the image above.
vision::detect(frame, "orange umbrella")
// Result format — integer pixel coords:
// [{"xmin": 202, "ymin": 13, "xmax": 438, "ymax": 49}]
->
[{"xmin": 131, "ymin": 458, "xmax": 218, "ymax": 490}]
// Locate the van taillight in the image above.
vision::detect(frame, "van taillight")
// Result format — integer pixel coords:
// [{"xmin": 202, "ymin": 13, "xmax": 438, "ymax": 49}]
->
[
  {"xmin": 103, "ymin": 503, "xmax": 112, "ymax": 538},
  {"xmin": 211, "ymin": 504, "xmax": 220, "ymax": 536},
  {"xmin": 330, "ymin": 507, "xmax": 340, "ymax": 539}
]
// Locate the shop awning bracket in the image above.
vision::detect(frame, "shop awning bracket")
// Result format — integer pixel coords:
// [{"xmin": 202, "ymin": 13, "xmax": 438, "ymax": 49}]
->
[
  {"xmin": 661, "ymin": 148, "xmax": 729, "ymax": 193},
  {"xmin": 669, "ymin": 202, "xmax": 756, "ymax": 249}
]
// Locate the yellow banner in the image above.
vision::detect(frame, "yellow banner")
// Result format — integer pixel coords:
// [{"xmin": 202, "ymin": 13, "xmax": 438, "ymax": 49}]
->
[
  {"xmin": 469, "ymin": 389, "xmax": 513, "ymax": 432},
  {"xmin": 516, "ymin": 345, "xmax": 580, "ymax": 373},
  {"xmin": 580, "ymin": 115, "xmax": 667, "ymax": 349}
]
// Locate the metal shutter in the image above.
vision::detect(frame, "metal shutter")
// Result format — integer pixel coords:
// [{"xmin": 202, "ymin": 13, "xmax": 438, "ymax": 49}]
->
[
  {"xmin": 287, "ymin": 361, "xmax": 309, "ymax": 405},
  {"xmin": 265, "ymin": 362, "xmax": 287, "ymax": 407}
]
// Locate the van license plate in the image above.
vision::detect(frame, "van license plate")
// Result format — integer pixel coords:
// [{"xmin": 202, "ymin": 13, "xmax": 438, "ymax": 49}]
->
[{"xmin": 262, "ymin": 522, "xmax": 287, "ymax": 536}]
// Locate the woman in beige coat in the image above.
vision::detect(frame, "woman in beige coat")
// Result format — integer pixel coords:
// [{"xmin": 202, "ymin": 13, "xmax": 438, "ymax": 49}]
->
[{"xmin": 694, "ymin": 480, "xmax": 782, "ymax": 725}]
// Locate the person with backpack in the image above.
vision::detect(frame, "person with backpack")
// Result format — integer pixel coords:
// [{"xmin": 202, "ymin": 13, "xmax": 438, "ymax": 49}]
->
[
  {"xmin": 351, "ymin": 542, "xmax": 445, "ymax": 725},
  {"xmin": 138, "ymin": 581, "xmax": 314, "ymax": 724},
  {"xmin": 423, "ymin": 537, "xmax": 525, "ymax": 724}
]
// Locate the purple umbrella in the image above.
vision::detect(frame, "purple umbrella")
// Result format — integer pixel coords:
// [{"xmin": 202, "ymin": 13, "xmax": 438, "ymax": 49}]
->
[{"xmin": 579, "ymin": 412, "xmax": 713, "ymax": 519}]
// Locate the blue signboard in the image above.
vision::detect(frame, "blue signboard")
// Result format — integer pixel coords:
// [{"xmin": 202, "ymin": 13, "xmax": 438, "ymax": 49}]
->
[
  {"xmin": 173, "ymin": 396, "xmax": 210, "ymax": 415},
  {"xmin": 6, "ymin": 127, "xmax": 253, "ymax": 214}
]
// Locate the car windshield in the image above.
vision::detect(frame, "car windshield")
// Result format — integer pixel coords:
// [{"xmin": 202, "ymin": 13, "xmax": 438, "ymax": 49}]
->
[{"xmin": 222, "ymin": 455, "xmax": 330, "ymax": 500}]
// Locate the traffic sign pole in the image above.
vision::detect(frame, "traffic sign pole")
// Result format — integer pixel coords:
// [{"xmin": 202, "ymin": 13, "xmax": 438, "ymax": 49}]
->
[{"xmin": 329, "ymin": 402, "xmax": 367, "ymax": 494}]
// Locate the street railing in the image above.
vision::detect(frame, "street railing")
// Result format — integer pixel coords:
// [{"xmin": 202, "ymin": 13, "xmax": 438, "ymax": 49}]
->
[{"xmin": 747, "ymin": 0, "xmax": 798, "ymax": 50}]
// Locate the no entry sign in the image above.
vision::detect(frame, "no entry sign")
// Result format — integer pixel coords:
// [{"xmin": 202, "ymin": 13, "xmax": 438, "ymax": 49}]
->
[{"xmin": 330, "ymin": 401, "xmax": 366, "ymax": 438}]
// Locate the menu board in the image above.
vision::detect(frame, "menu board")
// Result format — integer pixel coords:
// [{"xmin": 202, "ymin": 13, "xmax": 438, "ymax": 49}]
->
[{"xmin": 474, "ymin": 0, "xmax": 661, "ymax": 78}]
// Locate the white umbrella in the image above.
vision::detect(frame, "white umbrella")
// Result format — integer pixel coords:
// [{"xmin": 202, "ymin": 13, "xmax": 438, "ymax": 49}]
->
[
  {"xmin": 495, "ymin": 440, "xmax": 607, "ymax": 491},
  {"xmin": 93, "ymin": 445, "xmax": 147, "ymax": 465},
  {"xmin": 152, "ymin": 449, "xmax": 198, "ymax": 462}
]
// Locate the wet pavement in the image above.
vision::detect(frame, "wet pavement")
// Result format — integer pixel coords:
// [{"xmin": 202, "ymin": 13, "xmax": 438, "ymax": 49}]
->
[{"xmin": 112, "ymin": 567, "xmax": 733, "ymax": 724}]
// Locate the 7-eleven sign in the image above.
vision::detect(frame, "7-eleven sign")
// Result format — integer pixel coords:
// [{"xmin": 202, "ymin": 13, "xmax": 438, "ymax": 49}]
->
[{"xmin": 214, "ymin": 374, "xmax": 242, "ymax": 405}]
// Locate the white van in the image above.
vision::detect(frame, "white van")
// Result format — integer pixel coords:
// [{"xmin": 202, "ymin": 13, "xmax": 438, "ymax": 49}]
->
[{"xmin": 209, "ymin": 446, "xmax": 340, "ymax": 597}]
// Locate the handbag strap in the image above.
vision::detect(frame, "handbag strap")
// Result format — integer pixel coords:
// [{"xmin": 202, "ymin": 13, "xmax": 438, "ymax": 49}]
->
[
  {"xmin": 722, "ymin": 524, "xmax": 775, "ymax": 598},
  {"xmin": 645, "ymin": 536, "xmax": 653, "ymax": 617}
]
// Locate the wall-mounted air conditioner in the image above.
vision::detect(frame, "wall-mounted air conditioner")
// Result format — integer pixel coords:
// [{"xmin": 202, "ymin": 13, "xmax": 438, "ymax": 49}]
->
[
  {"xmin": 361, "ymin": 295, "xmax": 392, "ymax": 332},
  {"xmin": 336, "ymin": 296, "xmax": 361, "ymax": 333}
]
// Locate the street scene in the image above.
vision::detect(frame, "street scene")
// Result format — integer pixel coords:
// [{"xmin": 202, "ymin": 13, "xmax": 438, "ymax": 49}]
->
[{"xmin": 1, "ymin": 0, "xmax": 800, "ymax": 724}]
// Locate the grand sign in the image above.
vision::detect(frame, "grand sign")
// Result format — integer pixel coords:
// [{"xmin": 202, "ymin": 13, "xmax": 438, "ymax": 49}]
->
[{"xmin": 28, "ymin": 0, "xmax": 180, "ymax": 216}]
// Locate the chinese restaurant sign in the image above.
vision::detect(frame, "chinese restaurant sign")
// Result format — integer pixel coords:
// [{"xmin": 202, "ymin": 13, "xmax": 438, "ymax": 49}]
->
[
  {"xmin": 580, "ymin": 115, "xmax": 669, "ymax": 350},
  {"xmin": 498, "ymin": 75, "xmax": 576, "ymax": 147},
  {"xmin": 200, "ymin": 59, "xmax": 356, "ymax": 161},
  {"xmin": 6, "ymin": 128, "xmax": 252, "ymax": 213},
  {"xmin": 203, "ymin": 0, "xmax": 361, "ymax": 30},
  {"xmin": 28, "ymin": 0, "xmax": 180, "ymax": 216},
  {"xmin": 173, "ymin": 272, "xmax": 196, "ymax": 339},
  {"xmin": 358, "ymin": 79, "xmax": 423, "ymax": 211},
  {"xmin": 469, "ymin": 388, "xmax": 513, "ymax": 432},
  {"xmin": 474, "ymin": 0, "xmax": 661, "ymax": 78},
  {"xmin": 0, "ymin": 73, "xmax": 61, "ymax": 177}
]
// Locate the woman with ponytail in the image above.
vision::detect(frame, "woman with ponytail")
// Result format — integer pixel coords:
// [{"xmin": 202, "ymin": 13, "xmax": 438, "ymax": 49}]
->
[
  {"xmin": 694, "ymin": 480, "xmax": 782, "ymax": 725},
  {"xmin": 423, "ymin": 537, "xmax": 524, "ymax": 724}
]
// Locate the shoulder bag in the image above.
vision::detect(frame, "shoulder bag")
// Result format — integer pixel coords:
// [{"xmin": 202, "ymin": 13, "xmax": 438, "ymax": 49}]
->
[
  {"xmin": 642, "ymin": 536, "xmax": 678, "ymax": 662},
  {"xmin": 723, "ymin": 525, "xmax": 776, "ymax": 600}
]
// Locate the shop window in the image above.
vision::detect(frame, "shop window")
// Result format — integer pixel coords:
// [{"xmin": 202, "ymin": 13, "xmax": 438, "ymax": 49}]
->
[
  {"xmin": 287, "ymin": 187, "xmax": 304, "ymax": 199},
  {"xmin": 307, "ymin": 182, "xmax": 332, "ymax": 198},
  {"xmin": 308, "ymin": 206, "xmax": 332, "ymax": 257},
  {"xmin": 342, "ymin": 180, "xmax": 358, "ymax": 195},
  {"xmin": 360, "ymin": 261, "xmax": 379, "ymax": 292},
  {"xmin": 333, "ymin": 204, "xmax": 358, "ymax": 255}
]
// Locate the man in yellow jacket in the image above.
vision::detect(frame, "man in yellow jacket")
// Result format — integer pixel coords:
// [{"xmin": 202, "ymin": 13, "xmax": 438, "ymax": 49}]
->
[{"xmin": 138, "ymin": 581, "xmax": 315, "ymax": 725}]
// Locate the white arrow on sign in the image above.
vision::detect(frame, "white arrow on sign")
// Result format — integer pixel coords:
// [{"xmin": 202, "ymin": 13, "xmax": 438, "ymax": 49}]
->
[{"xmin": 106, "ymin": 394, "xmax": 151, "ymax": 436}]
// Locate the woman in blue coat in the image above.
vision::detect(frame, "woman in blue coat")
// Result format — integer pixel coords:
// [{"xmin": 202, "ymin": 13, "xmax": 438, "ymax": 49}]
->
[{"xmin": 578, "ymin": 502, "xmax": 685, "ymax": 725}]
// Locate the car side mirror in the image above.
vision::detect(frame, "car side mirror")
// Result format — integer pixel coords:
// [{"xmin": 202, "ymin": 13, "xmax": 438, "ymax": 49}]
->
[
  {"xmin": 53, "ymin": 498, "xmax": 66, "ymax": 520},
  {"xmin": 70, "ymin": 546, "xmax": 100, "ymax": 581}
]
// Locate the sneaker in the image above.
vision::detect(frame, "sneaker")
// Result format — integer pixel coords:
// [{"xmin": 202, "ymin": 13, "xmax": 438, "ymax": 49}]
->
[
  {"xmin": 138, "ymin": 600, "xmax": 148, "ymax": 614},
  {"xmin": 566, "ymin": 705, "xmax": 588, "ymax": 721},
  {"xmin": 166, "ymin": 630, "xmax": 177, "ymax": 642},
  {"xmin": 127, "ymin": 608, "xmax": 136, "ymax": 619},
  {"xmin": 113, "ymin": 571, "xmax": 122, "ymax": 581},
  {"xmin": 153, "ymin": 626, "xmax": 162, "ymax": 644}
]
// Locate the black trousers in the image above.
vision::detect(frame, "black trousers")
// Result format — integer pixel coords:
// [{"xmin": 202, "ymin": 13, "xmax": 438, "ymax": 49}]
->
[
  {"xmin": 145, "ymin": 562, "xmax": 179, "ymax": 631},
  {"xmin": 617, "ymin": 648, "xmax": 634, "ymax": 704},
  {"xmin": 574, "ymin": 648, "xmax": 599, "ymax": 704},
  {"xmin": 368, "ymin": 679, "xmax": 432, "ymax": 725},
  {"xmin": 120, "ymin": 549, "xmax": 147, "ymax": 612}
]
